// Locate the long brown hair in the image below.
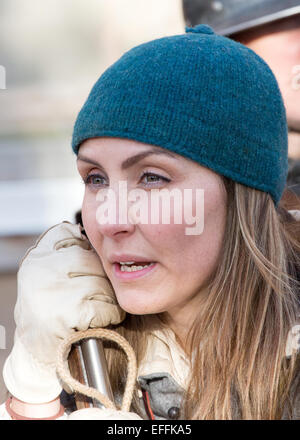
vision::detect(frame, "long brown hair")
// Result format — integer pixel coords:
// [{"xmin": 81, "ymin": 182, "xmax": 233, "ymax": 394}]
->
[{"xmin": 104, "ymin": 179, "xmax": 300, "ymax": 419}]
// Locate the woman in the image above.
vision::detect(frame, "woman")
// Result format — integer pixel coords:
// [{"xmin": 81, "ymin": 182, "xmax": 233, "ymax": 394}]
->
[{"xmin": 1, "ymin": 24, "xmax": 300, "ymax": 420}]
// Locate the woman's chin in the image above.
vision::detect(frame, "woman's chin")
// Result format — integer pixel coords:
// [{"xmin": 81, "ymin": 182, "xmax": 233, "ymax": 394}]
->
[{"xmin": 115, "ymin": 293, "xmax": 164, "ymax": 316}]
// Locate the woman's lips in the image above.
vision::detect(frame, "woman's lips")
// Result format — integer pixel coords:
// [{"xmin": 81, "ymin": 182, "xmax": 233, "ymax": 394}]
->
[{"xmin": 113, "ymin": 262, "xmax": 157, "ymax": 280}]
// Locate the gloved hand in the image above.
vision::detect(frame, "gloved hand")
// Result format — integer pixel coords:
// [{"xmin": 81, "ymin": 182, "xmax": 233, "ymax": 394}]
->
[
  {"xmin": 67, "ymin": 408, "xmax": 142, "ymax": 420},
  {"xmin": 3, "ymin": 221, "xmax": 125, "ymax": 404}
]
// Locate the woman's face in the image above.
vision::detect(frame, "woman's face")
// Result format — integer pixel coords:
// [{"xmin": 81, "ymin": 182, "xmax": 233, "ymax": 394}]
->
[{"xmin": 77, "ymin": 137, "xmax": 227, "ymax": 329}]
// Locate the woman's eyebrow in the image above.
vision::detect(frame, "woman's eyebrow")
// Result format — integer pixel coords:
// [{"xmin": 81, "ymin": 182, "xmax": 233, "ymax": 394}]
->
[
  {"xmin": 77, "ymin": 148, "xmax": 177, "ymax": 170},
  {"xmin": 121, "ymin": 149, "xmax": 177, "ymax": 170}
]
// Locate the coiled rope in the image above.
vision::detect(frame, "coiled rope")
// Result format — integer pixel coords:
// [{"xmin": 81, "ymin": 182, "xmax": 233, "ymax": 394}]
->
[{"xmin": 56, "ymin": 328, "xmax": 137, "ymax": 412}]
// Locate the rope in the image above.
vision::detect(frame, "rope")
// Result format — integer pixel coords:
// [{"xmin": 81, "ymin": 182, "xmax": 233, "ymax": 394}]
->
[{"xmin": 56, "ymin": 328, "xmax": 137, "ymax": 412}]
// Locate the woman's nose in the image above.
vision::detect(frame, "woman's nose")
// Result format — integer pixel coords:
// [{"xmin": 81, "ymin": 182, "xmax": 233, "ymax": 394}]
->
[
  {"xmin": 95, "ymin": 185, "xmax": 136, "ymax": 238},
  {"xmin": 97, "ymin": 218, "xmax": 135, "ymax": 238}
]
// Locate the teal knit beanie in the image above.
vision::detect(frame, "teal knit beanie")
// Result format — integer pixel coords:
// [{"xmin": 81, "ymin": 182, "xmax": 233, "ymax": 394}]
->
[{"xmin": 72, "ymin": 24, "xmax": 288, "ymax": 205}]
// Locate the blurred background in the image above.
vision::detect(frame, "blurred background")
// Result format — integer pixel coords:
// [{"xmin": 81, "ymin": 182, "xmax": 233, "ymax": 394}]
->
[{"xmin": 0, "ymin": 0, "xmax": 184, "ymax": 402}]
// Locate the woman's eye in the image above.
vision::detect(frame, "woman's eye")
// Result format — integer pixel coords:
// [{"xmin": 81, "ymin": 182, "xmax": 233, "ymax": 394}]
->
[
  {"xmin": 81, "ymin": 171, "xmax": 170, "ymax": 188},
  {"xmin": 82, "ymin": 173, "xmax": 107, "ymax": 187},
  {"xmin": 140, "ymin": 172, "xmax": 170, "ymax": 186}
]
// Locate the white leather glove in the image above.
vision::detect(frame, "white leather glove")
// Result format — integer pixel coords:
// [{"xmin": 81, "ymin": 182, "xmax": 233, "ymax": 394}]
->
[
  {"xmin": 3, "ymin": 221, "xmax": 125, "ymax": 404},
  {"xmin": 67, "ymin": 408, "xmax": 142, "ymax": 420}
]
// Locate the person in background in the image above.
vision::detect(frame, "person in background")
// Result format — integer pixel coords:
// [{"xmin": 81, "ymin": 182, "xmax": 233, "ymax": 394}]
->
[{"xmin": 182, "ymin": 0, "xmax": 300, "ymax": 197}]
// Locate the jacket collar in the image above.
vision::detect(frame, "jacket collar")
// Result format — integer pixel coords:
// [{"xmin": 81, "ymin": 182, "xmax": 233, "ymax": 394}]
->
[{"xmin": 138, "ymin": 326, "xmax": 190, "ymax": 390}]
